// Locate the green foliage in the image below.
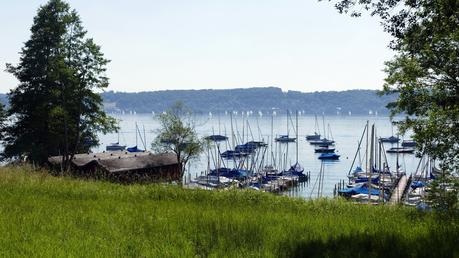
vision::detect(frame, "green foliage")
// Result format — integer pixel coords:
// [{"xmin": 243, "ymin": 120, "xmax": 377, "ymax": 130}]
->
[
  {"xmin": 3, "ymin": 0, "xmax": 117, "ymax": 166},
  {"xmin": 326, "ymin": 0, "xmax": 459, "ymax": 210},
  {"xmin": 152, "ymin": 102, "xmax": 203, "ymax": 178},
  {"xmin": 427, "ymin": 173, "xmax": 459, "ymax": 217},
  {"xmin": 1, "ymin": 166, "xmax": 459, "ymax": 257}
]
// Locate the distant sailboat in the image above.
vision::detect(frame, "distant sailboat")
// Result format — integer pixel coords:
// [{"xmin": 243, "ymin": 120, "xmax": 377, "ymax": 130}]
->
[
  {"xmin": 275, "ymin": 111, "xmax": 296, "ymax": 143},
  {"xmin": 106, "ymin": 129, "xmax": 126, "ymax": 151},
  {"xmin": 306, "ymin": 114, "xmax": 321, "ymax": 141},
  {"xmin": 127, "ymin": 123, "xmax": 145, "ymax": 152}
]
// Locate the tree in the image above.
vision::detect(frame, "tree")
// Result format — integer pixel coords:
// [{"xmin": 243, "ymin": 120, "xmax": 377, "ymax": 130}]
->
[
  {"xmin": 152, "ymin": 102, "xmax": 203, "ymax": 184},
  {"xmin": 427, "ymin": 174, "xmax": 459, "ymax": 216},
  {"xmin": 324, "ymin": 0, "xmax": 459, "ymax": 170},
  {"xmin": 3, "ymin": 0, "xmax": 117, "ymax": 169},
  {"xmin": 325, "ymin": 0, "xmax": 458, "ymax": 210}
]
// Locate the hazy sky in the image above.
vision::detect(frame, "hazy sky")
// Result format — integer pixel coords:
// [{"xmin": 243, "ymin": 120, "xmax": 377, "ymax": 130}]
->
[{"xmin": 0, "ymin": 0, "xmax": 393, "ymax": 93}]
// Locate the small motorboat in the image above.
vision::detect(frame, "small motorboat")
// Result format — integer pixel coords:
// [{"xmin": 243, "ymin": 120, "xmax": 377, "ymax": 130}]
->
[
  {"xmin": 386, "ymin": 147, "xmax": 414, "ymax": 154},
  {"xmin": 205, "ymin": 135, "xmax": 228, "ymax": 142},
  {"xmin": 401, "ymin": 140, "xmax": 416, "ymax": 147},
  {"xmin": 318, "ymin": 153, "xmax": 340, "ymax": 160},
  {"xmin": 314, "ymin": 146, "xmax": 335, "ymax": 153},
  {"xmin": 306, "ymin": 132, "xmax": 321, "ymax": 141},
  {"xmin": 275, "ymin": 135, "xmax": 296, "ymax": 143},
  {"xmin": 309, "ymin": 138, "xmax": 335, "ymax": 146},
  {"xmin": 379, "ymin": 136, "xmax": 400, "ymax": 143},
  {"xmin": 220, "ymin": 150, "xmax": 249, "ymax": 159}
]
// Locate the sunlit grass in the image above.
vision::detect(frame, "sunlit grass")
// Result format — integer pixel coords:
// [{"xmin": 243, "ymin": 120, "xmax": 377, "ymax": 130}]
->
[{"xmin": 0, "ymin": 165, "xmax": 458, "ymax": 257}]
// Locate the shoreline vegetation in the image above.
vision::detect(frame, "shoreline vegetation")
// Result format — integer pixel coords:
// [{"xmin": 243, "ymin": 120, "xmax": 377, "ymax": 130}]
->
[{"xmin": 1, "ymin": 166, "xmax": 458, "ymax": 257}]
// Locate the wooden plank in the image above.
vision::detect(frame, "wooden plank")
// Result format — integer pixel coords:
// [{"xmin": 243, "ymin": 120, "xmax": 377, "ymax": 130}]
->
[{"xmin": 389, "ymin": 175, "xmax": 408, "ymax": 204}]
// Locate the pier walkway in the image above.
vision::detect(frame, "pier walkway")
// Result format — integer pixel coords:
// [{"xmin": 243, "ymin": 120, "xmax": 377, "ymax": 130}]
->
[{"xmin": 389, "ymin": 175, "xmax": 408, "ymax": 204}]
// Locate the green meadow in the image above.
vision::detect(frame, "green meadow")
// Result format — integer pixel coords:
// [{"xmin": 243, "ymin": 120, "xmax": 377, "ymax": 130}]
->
[{"xmin": 0, "ymin": 166, "xmax": 458, "ymax": 257}]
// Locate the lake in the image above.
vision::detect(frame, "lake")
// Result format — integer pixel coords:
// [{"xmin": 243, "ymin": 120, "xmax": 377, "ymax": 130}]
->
[{"xmin": 96, "ymin": 113, "xmax": 419, "ymax": 198}]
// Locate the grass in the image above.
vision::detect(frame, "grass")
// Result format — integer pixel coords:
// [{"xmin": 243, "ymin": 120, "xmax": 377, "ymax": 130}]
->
[{"xmin": 0, "ymin": 166, "xmax": 458, "ymax": 257}]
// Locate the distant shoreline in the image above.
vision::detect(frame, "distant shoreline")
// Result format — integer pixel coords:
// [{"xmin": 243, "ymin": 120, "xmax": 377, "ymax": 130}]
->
[{"xmin": 0, "ymin": 87, "xmax": 396, "ymax": 115}]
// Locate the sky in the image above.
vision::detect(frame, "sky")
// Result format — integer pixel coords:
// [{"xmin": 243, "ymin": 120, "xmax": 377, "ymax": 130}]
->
[{"xmin": 0, "ymin": 0, "xmax": 394, "ymax": 93}]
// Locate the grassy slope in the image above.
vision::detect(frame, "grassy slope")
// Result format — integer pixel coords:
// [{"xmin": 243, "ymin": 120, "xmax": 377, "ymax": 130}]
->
[{"xmin": 0, "ymin": 166, "xmax": 458, "ymax": 258}]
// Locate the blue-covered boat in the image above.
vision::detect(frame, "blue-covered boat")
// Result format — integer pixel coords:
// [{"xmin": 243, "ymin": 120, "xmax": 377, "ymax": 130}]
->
[
  {"xmin": 209, "ymin": 168, "xmax": 250, "ymax": 179},
  {"xmin": 379, "ymin": 136, "xmax": 400, "ymax": 143},
  {"xmin": 318, "ymin": 153, "xmax": 340, "ymax": 160},
  {"xmin": 314, "ymin": 146, "xmax": 335, "ymax": 153},
  {"xmin": 401, "ymin": 140, "xmax": 416, "ymax": 147},
  {"xmin": 282, "ymin": 162, "xmax": 308, "ymax": 182},
  {"xmin": 338, "ymin": 183, "xmax": 386, "ymax": 198},
  {"xmin": 127, "ymin": 146, "xmax": 144, "ymax": 152},
  {"xmin": 235, "ymin": 142, "xmax": 258, "ymax": 153}
]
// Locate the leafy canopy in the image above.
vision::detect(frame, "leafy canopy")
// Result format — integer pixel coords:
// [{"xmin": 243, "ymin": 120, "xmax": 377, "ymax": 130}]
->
[
  {"xmin": 324, "ymin": 0, "xmax": 459, "ymax": 171},
  {"xmin": 152, "ymin": 102, "xmax": 203, "ymax": 178},
  {"xmin": 3, "ymin": 0, "xmax": 117, "ymax": 166}
]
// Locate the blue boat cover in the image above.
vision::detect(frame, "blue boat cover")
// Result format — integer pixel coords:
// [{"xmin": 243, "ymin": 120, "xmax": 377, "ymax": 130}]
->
[
  {"xmin": 127, "ymin": 146, "xmax": 144, "ymax": 152},
  {"xmin": 411, "ymin": 181, "xmax": 427, "ymax": 189},
  {"xmin": 209, "ymin": 168, "xmax": 250, "ymax": 179},
  {"xmin": 339, "ymin": 186, "xmax": 381, "ymax": 196}
]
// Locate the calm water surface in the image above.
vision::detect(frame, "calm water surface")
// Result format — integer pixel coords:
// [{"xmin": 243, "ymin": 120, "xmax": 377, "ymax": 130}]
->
[{"xmin": 96, "ymin": 113, "xmax": 418, "ymax": 198}]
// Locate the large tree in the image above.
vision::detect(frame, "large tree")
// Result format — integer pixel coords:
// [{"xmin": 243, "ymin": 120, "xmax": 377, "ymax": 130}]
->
[
  {"xmin": 324, "ymin": 0, "xmax": 459, "ymax": 171},
  {"xmin": 152, "ymin": 102, "xmax": 203, "ymax": 184},
  {"xmin": 3, "ymin": 0, "xmax": 117, "ymax": 169}
]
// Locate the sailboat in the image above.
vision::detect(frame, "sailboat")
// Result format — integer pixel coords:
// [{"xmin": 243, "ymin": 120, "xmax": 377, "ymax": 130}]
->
[
  {"xmin": 339, "ymin": 122, "xmax": 394, "ymax": 203},
  {"xmin": 379, "ymin": 123, "xmax": 400, "ymax": 143},
  {"xmin": 309, "ymin": 116, "xmax": 335, "ymax": 146},
  {"xmin": 106, "ymin": 130, "xmax": 126, "ymax": 151},
  {"xmin": 281, "ymin": 111, "xmax": 308, "ymax": 182},
  {"xmin": 275, "ymin": 111, "xmax": 296, "ymax": 143},
  {"xmin": 306, "ymin": 114, "xmax": 321, "ymax": 141},
  {"xmin": 127, "ymin": 123, "xmax": 146, "ymax": 152}
]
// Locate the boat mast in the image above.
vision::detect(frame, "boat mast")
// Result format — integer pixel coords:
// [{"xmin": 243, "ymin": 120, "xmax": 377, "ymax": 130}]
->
[
  {"xmin": 143, "ymin": 125, "xmax": 147, "ymax": 150},
  {"xmin": 322, "ymin": 114, "xmax": 326, "ymax": 139},
  {"xmin": 230, "ymin": 112, "xmax": 234, "ymax": 149},
  {"xmin": 365, "ymin": 121, "xmax": 369, "ymax": 202},
  {"xmin": 296, "ymin": 110, "xmax": 299, "ymax": 164},
  {"xmin": 314, "ymin": 114, "xmax": 319, "ymax": 135},
  {"xmin": 368, "ymin": 123, "xmax": 375, "ymax": 203},
  {"xmin": 271, "ymin": 113, "xmax": 274, "ymax": 166}
]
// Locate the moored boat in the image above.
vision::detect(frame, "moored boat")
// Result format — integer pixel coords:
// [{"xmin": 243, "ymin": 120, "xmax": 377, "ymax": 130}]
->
[
  {"xmin": 318, "ymin": 153, "xmax": 340, "ymax": 160},
  {"xmin": 401, "ymin": 140, "xmax": 416, "ymax": 147},
  {"xmin": 379, "ymin": 136, "xmax": 400, "ymax": 143},
  {"xmin": 205, "ymin": 135, "xmax": 228, "ymax": 142},
  {"xmin": 314, "ymin": 146, "xmax": 335, "ymax": 153},
  {"xmin": 386, "ymin": 147, "xmax": 414, "ymax": 154},
  {"xmin": 106, "ymin": 142, "xmax": 126, "ymax": 151},
  {"xmin": 275, "ymin": 135, "xmax": 296, "ymax": 142}
]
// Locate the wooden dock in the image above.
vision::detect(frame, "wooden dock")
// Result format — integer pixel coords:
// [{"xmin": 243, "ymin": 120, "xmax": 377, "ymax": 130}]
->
[{"xmin": 389, "ymin": 175, "xmax": 408, "ymax": 204}]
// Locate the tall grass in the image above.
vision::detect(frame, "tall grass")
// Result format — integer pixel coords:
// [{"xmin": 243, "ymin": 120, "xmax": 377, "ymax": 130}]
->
[{"xmin": 0, "ymin": 166, "xmax": 458, "ymax": 257}]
